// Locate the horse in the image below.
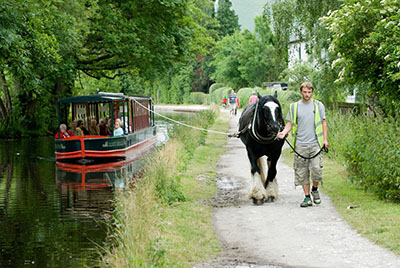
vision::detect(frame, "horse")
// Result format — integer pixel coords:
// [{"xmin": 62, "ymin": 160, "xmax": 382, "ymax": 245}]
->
[{"xmin": 238, "ymin": 94, "xmax": 285, "ymax": 205}]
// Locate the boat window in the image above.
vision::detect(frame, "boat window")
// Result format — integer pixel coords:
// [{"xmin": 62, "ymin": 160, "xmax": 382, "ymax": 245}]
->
[
  {"xmin": 133, "ymin": 100, "xmax": 149, "ymax": 131},
  {"xmin": 75, "ymin": 104, "xmax": 87, "ymax": 126}
]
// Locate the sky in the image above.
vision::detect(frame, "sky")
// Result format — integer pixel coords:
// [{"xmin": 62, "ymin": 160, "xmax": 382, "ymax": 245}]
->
[{"xmin": 231, "ymin": 0, "xmax": 272, "ymax": 32}]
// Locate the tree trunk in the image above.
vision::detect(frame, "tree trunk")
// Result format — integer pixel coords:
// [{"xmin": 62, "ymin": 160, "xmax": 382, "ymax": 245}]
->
[{"xmin": 0, "ymin": 70, "xmax": 12, "ymax": 119}]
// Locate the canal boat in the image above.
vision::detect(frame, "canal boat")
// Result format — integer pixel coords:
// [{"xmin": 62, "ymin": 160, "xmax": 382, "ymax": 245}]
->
[{"xmin": 55, "ymin": 92, "xmax": 157, "ymax": 161}]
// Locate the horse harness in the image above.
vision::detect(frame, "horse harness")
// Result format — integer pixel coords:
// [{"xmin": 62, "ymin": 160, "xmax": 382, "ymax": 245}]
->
[
  {"xmin": 230, "ymin": 100, "xmax": 328, "ymax": 159},
  {"xmin": 231, "ymin": 100, "xmax": 282, "ymax": 145}
]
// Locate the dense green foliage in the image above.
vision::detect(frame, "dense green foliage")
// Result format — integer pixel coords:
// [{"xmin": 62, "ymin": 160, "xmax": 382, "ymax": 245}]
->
[
  {"xmin": 215, "ymin": 0, "xmax": 240, "ymax": 37},
  {"xmin": 328, "ymin": 112, "xmax": 400, "ymax": 202},
  {"xmin": 211, "ymin": 16, "xmax": 281, "ymax": 89},
  {"xmin": 323, "ymin": 0, "xmax": 400, "ymax": 115},
  {"xmin": 0, "ymin": 0, "xmax": 217, "ymax": 137}
]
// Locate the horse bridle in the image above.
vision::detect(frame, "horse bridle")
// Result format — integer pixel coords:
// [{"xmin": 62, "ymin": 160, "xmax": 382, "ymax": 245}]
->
[{"xmin": 249, "ymin": 100, "xmax": 283, "ymax": 144}]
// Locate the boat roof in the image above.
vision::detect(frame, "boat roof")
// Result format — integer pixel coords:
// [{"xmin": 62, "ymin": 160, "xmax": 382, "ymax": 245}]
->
[{"xmin": 58, "ymin": 92, "xmax": 152, "ymax": 104}]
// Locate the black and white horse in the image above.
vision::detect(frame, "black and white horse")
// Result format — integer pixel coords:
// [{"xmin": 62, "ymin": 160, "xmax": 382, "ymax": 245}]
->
[{"xmin": 238, "ymin": 94, "xmax": 285, "ymax": 205}]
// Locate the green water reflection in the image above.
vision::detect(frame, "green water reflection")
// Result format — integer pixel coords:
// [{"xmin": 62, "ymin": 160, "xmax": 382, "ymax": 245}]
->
[
  {"xmin": 0, "ymin": 137, "xmax": 110, "ymax": 267},
  {"xmin": 0, "ymin": 114, "xmax": 188, "ymax": 267}
]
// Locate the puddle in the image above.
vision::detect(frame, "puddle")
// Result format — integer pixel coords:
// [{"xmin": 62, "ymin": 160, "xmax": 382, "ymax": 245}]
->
[{"xmin": 209, "ymin": 175, "xmax": 245, "ymax": 207}]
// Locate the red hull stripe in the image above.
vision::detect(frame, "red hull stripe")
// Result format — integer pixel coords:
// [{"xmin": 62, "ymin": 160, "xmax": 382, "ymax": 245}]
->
[{"xmin": 56, "ymin": 136, "xmax": 156, "ymax": 160}]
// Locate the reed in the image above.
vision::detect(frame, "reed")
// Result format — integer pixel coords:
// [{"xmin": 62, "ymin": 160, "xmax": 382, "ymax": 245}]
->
[{"xmin": 100, "ymin": 107, "xmax": 227, "ymax": 267}]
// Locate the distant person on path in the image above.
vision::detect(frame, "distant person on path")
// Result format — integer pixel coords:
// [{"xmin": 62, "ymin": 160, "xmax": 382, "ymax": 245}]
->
[
  {"xmin": 235, "ymin": 95, "xmax": 240, "ymax": 115},
  {"xmin": 228, "ymin": 90, "xmax": 237, "ymax": 115},
  {"xmin": 55, "ymin": 124, "xmax": 74, "ymax": 139},
  {"xmin": 222, "ymin": 95, "xmax": 227, "ymax": 109},
  {"xmin": 277, "ymin": 82, "xmax": 328, "ymax": 207},
  {"xmin": 249, "ymin": 91, "xmax": 259, "ymax": 103}
]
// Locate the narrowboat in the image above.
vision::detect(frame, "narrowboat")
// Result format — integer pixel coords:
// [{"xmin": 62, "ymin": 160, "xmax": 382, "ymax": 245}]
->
[{"xmin": 55, "ymin": 92, "xmax": 157, "ymax": 161}]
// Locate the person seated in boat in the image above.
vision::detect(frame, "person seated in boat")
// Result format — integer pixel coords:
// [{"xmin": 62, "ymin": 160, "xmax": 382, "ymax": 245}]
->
[
  {"xmin": 107, "ymin": 118, "xmax": 113, "ymax": 135},
  {"xmin": 89, "ymin": 119, "xmax": 100, "ymax": 135},
  {"xmin": 113, "ymin": 120, "xmax": 124, "ymax": 137},
  {"xmin": 55, "ymin": 124, "xmax": 74, "ymax": 139},
  {"xmin": 98, "ymin": 118, "xmax": 109, "ymax": 136},
  {"xmin": 70, "ymin": 120, "xmax": 83, "ymax": 136},
  {"xmin": 77, "ymin": 120, "xmax": 90, "ymax": 135}
]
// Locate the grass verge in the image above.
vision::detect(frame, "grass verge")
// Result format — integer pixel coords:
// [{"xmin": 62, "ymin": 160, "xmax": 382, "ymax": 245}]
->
[
  {"xmin": 100, "ymin": 107, "xmax": 230, "ymax": 267},
  {"xmin": 282, "ymin": 148, "xmax": 400, "ymax": 255}
]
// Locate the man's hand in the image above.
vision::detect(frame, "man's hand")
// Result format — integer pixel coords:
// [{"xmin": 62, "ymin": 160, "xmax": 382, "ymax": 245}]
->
[{"xmin": 277, "ymin": 131, "xmax": 287, "ymax": 140}]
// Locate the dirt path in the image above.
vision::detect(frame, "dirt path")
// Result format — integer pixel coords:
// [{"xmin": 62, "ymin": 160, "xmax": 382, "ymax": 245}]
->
[{"xmin": 197, "ymin": 111, "xmax": 400, "ymax": 268}]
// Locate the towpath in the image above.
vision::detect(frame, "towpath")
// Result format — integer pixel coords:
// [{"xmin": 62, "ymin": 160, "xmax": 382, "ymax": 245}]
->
[{"xmin": 197, "ymin": 110, "xmax": 400, "ymax": 268}]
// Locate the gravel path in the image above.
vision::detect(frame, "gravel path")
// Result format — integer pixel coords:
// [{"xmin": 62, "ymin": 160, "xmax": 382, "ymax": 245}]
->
[{"xmin": 196, "ymin": 111, "xmax": 400, "ymax": 268}]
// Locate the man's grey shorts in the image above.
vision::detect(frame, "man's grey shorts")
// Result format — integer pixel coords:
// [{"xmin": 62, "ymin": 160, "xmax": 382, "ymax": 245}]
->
[{"xmin": 293, "ymin": 144, "xmax": 323, "ymax": 186}]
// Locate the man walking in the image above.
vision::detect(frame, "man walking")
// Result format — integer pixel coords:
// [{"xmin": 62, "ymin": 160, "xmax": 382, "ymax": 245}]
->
[
  {"xmin": 228, "ymin": 89, "xmax": 237, "ymax": 116},
  {"xmin": 277, "ymin": 82, "xmax": 328, "ymax": 207}
]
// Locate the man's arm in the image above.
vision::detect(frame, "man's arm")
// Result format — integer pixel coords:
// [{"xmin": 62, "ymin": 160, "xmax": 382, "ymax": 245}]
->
[
  {"xmin": 322, "ymin": 120, "xmax": 328, "ymax": 148},
  {"xmin": 277, "ymin": 121, "xmax": 292, "ymax": 140}
]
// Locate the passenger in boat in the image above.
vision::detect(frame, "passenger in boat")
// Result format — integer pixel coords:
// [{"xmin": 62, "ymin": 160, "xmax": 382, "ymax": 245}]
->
[
  {"xmin": 107, "ymin": 118, "xmax": 113, "ymax": 135},
  {"xmin": 89, "ymin": 119, "xmax": 100, "ymax": 135},
  {"xmin": 98, "ymin": 118, "xmax": 109, "ymax": 136},
  {"xmin": 113, "ymin": 121, "xmax": 124, "ymax": 137},
  {"xmin": 70, "ymin": 120, "xmax": 83, "ymax": 136},
  {"xmin": 77, "ymin": 120, "xmax": 90, "ymax": 135},
  {"xmin": 55, "ymin": 124, "xmax": 74, "ymax": 139}
]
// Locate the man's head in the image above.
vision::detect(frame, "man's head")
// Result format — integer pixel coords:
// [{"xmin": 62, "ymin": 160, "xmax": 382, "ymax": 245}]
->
[{"xmin": 300, "ymin": 82, "xmax": 314, "ymax": 102}]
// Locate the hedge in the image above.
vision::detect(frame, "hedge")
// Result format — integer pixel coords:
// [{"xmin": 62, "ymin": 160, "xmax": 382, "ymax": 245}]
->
[{"xmin": 328, "ymin": 112, "xmax": 400, "ymax": 202}]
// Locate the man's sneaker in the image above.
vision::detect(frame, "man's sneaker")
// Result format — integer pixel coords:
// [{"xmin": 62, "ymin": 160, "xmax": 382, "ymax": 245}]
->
[
  {"xmin": 311, "ymin": 190, "xmax": 321, "ymax": 204},
  {"xmin": 300, "ymin": 197, "xmax": 312, "ymax": 207}
]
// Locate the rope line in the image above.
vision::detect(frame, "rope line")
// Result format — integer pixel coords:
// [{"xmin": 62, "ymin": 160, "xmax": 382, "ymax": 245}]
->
[
  {"xmin": 284, "ymin": 138, "xmax": 328, "ymax": 159},
  {"xmin": 133, "ymin": 99, "xmax": 230, "ymax": 136}
]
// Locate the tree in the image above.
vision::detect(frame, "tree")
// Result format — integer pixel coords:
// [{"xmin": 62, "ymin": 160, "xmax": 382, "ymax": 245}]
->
[
  {"xmin": 211, "ymin": 24, "xmax": 280, "ymax": 89},
  {"xmin": 323, "ymin": 0, "xmax": 400, "ymax": 113},
  {"xmin": 216, "ymin": 0, "xmax": 240, "ymax": 38},
  {"xmin": 0, "ymin": 0, "xmax": 215, "ymax": 136}
]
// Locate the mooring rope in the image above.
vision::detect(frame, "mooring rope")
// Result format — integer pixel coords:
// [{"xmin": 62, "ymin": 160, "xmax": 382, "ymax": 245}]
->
[{"xmin": 133, "ymin": 98, "xmax": 231, "ymax": 136}]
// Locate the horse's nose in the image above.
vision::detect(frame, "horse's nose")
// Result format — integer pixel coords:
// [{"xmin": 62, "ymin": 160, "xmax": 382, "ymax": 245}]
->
[{"xmin": 268, "ymin": 123, "xmax": 280, "ymax": 133}]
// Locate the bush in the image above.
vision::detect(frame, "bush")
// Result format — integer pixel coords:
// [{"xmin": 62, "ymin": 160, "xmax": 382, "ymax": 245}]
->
[
  {"xmin": 237, "ymin": 87, "xmax": 260, "ymax": 108},
  {"xmin": 209, "ymin": 83, "xmax": 224, "ymax": 94},
  {"xmin": 328, "ymin": 111, "xmax": 400, "ymax": 202},
  {"xmin": 188, "ymin": 92, "xmax": 209, "ymax": 105},
  {"xmin": 209, "ymin": 86, "xmax": 231, "ymax": 105}
]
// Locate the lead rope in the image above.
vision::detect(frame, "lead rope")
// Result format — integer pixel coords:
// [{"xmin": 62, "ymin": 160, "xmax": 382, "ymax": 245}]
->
[
  {"xmin": 284, "ymin": 138, "xmax": 328, "ymax": 159},
  {"xmin": 133, "ymin": 99, "xmax": 233, "ymax": 136}
]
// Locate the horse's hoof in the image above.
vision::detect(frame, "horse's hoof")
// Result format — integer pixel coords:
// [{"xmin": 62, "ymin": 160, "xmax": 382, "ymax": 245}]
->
[
  {"xmin": 252, "ymin": 198, "xmax": 264, "ymax": 205},
  {"xmin": 265, "ymin": 196, "xmax": 275, "ymax": 203}
]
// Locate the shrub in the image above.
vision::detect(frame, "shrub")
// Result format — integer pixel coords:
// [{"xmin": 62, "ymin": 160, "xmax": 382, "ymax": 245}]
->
[
  {"xmin": 188, "ymin": 92, "xmax": 209, "ymax": 105},
  {"xmin": 209, "ymin": 86, "xmax": 231, "ymax": 104},
  {"xmin": 328, "ymin": 111, "xmax": 400, "ymax": 202},
  {"xmin": 209, "ymin": 83, "xmax": 224, "ymax": 94}
]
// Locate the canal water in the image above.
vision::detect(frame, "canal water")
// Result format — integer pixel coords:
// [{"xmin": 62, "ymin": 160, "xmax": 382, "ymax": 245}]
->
[{"xmin": 0, "ymin": 114, "xmax": 187, "ymax": 268}]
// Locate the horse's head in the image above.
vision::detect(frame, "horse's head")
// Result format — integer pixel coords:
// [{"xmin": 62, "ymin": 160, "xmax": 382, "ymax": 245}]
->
[{"xmin": 257, "ymin": 95, "xmax": 284, "ymax": 135}]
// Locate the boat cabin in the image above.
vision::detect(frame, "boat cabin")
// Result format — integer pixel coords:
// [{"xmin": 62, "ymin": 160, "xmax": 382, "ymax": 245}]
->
[{"xmin": 55, "ymin": 92, "xmax": 157, "ymax": 161}]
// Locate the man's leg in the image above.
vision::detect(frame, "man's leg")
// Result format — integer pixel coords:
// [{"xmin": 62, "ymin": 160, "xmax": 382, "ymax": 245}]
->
[
  {"xmin": 310, "ymin": 145, "xmax": 323, "ymax": 204},
  {"xmin": 294, "ymin": 146, "xmax": 312, "ymax": 207}
]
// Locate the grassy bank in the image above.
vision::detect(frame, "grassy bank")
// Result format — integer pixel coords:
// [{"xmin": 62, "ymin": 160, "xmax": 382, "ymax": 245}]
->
[
  {"xmin": 101, "ymin": 107, "xmax": 229, "ymax": 267},
  {"xmin": 282, "ymin": 148, "xmax": 400, "ymax": 255}
]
